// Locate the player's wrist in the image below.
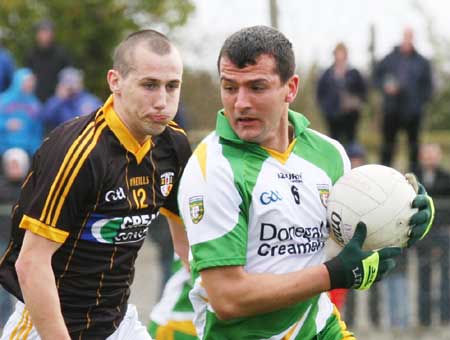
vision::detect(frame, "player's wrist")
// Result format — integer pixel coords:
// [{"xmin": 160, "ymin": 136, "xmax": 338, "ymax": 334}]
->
[{"xmin": 324, "ymin": 256, "xmax": 351, "ymax": 289}]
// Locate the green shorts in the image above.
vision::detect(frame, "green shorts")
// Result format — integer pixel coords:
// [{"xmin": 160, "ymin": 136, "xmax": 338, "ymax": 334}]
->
[{"xmin": 313, "ymin": 307, "xmax": 355, "ymax": 340}]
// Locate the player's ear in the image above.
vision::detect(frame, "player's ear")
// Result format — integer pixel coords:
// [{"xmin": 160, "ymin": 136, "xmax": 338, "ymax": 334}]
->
[
  {"xmin": 107, "ymin": 69, "xmax": 121, "ymax": 94},
  {"xmin": 285, "ymin": 74, "xmax": 299, "ymax": 103}
]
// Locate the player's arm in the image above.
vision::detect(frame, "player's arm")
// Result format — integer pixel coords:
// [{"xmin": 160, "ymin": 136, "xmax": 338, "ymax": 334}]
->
[
  {"xmin": 201, "ymin": 223, "xmax": 401, "ymax": 320},
  {"xmin": 15, "ymin": 231, "xmax": 71, "ymax": 340},
  {"xmin": 167, "ymin": 216, "xmax": 189, "ymax": 269},
  {"xmin": 200, "ymin": 263, "xmax": 330, "ymax": 320}
]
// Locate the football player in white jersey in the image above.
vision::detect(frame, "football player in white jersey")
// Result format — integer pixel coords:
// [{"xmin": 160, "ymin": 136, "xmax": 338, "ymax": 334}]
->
[{"xmin": 178, "ymin": 26, "xmax": 434, "ymax": 340}]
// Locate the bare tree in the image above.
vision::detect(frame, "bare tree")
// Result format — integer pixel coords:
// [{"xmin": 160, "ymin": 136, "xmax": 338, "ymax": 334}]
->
[{"xmin": 269, "ymin": 0, "xmax": 278, "ymax": 28}]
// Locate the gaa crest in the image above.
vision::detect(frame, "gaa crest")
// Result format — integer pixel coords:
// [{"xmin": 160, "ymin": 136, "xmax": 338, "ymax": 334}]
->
[
  {"xmin": 317, "ymin": 184, "xmax": 330, "ymax": 208},
  {"xmin": 189, "ymin": 196, "xmax": 204, "ymax": 224},
  {"xmin": 160, "ymin": 172, "xmax": 174, "ymax": 197}
]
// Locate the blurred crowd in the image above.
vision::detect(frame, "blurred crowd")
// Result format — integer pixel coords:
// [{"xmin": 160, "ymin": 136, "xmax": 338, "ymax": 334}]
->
[
  {"xmin": 318, "ymin": 27, "xmax": 450, "ymax": 331},
  {"xmin": 0, "ymin": 19, "xmax": 449, "ymax": 334}
]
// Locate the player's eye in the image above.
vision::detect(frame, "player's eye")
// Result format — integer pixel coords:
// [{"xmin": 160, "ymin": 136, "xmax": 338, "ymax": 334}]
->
[
  {"xmin": 166, "ymin": 82, "xmax": 180, "ymax": 91},
  {"xmin": 222, "ymin": 83, "xmax": 237, "ymax": 92},
  {"xmin": 144, "ymin": 82, "xmax": 158, "ymax": 90}
]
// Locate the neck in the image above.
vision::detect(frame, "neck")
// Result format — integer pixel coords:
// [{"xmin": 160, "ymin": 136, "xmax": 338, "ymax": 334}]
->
[{"xmin": 264, "ymin": 111, "xmax": 291, "ymax": 153}]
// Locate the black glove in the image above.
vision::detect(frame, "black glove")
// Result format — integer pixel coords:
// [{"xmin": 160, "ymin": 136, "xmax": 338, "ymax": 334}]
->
[
  {"xmin": 405, "ymin": 173, "xmax": 435, "ymax": 247},
  {"xmin": 325, "ymin": 223, "xmax": 402, "ymax": 290}
]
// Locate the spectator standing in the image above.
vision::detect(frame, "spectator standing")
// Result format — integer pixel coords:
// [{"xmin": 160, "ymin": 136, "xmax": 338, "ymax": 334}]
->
[
  {"xmin": 0, "ymin": 68, "xmax": 43, "ymax": 156},
  {"xmin": 0, "ymin": 148, "xmax": 30, "ymax": 329},
  {"xmin": 0, "ymin": 44, "xmax": 15, "ymax": 93},
  {"xmin": 24, "ymin": 19, "xmax": 71, "ymax": 102},
  {"xmin": 415, "ymin": 143, "xmax": 450, "ymax": 326},
  {"xmin": 317, "ymin": 43, "xmax": 367, "ymax": 145},
  {"xmin": 41, "ymin": 67, "xmax": 102, "ymax": 131},
  {"xmin": 374, "ymin": 28, "xmax": 432, "ymax": 173}
]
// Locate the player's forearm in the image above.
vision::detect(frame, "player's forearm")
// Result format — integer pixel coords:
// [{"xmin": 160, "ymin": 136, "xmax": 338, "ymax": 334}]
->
[
  {"xmin": 203, "ymin": 264, "xmax": 331, "ymax": 320},
  {"xmin": 16, "ymin": 256, "xmax": 70, "ymax": 339},
  {"xmin": 167, "ymin": 217, "xmax": 190, "ymax": 268}
]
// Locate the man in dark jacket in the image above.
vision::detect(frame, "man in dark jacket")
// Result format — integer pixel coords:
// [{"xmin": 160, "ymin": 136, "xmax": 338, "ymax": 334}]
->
[
  {"xmin": 374, "ymin": 27, "xmax": 432, "ymax": 172},
  {"xmin": 24, "ymin": 19, "xmax": 72, "ymax": 102},
  {"xmin": 317, "ymin": 43, "xmax": 367, "ymax": 145}
]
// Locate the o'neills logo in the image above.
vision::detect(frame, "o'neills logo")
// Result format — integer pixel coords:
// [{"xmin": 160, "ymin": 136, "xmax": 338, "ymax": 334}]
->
[{"xmin": 277, "ymin": 172, "xmax": 303, "ymax": 183}]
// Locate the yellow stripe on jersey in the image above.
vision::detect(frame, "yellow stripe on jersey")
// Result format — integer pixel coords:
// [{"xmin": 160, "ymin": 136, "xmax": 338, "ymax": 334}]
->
[
  {"xmin": 20, "ymin": 215, "xmax": 69, "ymax": 243},
  {"xmin": 194, "ymin": 142, "xmax": 207, "ymax": 180},
  {"xmin": 16, "ymin": 311, "xmax": 31, "ymax": 340},
  {"xmin": 155, "ymin": 320, "xmax": 197, "ymax": 338},
  {"xmin": 333, "ymin": 305, "xmax": 356, "ymax": 340},
  {"xmin": 40, "ymin": 118, "xmax": 97, "ymax": 224},
  {"xmin": 262, "ymin": 138, "xmax": 297, "ymax": 165},
  {"xmin": 21, "ymin": 170, "xmax": 33, "ymax": 189},
  {"xmin": 51, "ymin": 120, "xmax": 108, "ymax": 226},
  {"xmin": 22, "ymin": 316, "xmax": 34, "ymax": 339},
  {"xmin": 103, "ymin": 95, "xmax": 151, "ymax": 164},
  {"xmin": 167, "ymin": 123, "xmax": 187, "ymax": 136},
  {"xmin": 160, "ymin": 207, "xmax": 183, "ymax": 225},
  {"xmin": 9, "ymin": 308, "xmax": 26, "ymax": 340},
  {"xmin": 282, "ymin": 320, "xmax": 300, "ymax": 340}
]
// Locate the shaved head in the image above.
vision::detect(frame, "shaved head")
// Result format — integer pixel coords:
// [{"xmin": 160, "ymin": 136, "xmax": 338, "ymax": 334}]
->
[{"xmin": 113, "ymin": 29, "xmax": 174, "ymax": 77}]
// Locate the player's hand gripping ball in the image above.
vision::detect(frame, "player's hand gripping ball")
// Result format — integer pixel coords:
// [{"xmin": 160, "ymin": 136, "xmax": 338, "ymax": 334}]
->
[{"xmin": 327, "ymin": 165, "xmax": 433, "ymax": 251}]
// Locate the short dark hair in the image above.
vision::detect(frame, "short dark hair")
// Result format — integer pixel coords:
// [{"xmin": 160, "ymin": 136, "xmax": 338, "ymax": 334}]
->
[
  {"xmin": 113, "ymin": 29, "xmax": 172, "ymax": 77},
  {"xmin": 217, "ymin": 25, "xmax": 295, "ymax": 83}
]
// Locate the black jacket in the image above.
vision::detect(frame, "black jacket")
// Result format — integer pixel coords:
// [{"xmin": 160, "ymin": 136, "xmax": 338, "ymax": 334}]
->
[
  {"xmin": 317, "ymin": 66, "xmax": 367, "ymax": 120},
  {"xmin": 374, "ymin": 46, "xmax": 432, "ymax": 118},
  {"xmin": 24, "ymin": 44, "xmax": 71, "ymax": 102}
]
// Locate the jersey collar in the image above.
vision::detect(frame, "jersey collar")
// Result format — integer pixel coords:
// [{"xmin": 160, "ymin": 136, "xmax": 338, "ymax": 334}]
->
[
  {"xmin": 215, "ymin": 108, "xmax": 310, "ymax": 144},
  {"xmin": 102, "ymin": 95, "xmax": 151, "ymax": 164}
]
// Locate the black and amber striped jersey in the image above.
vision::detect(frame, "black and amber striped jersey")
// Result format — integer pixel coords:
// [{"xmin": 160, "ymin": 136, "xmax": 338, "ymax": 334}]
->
[{"xmin": 0, "ymin": 95, "xmax": 192, "ymax": 339}]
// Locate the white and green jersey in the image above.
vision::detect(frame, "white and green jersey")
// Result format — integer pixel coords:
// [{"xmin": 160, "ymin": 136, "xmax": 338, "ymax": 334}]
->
[{"xmin": 178, "ymin": 110, "xmax": 350, "ymax": 339}]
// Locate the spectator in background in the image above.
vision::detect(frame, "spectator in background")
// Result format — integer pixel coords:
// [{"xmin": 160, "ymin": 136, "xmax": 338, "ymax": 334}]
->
[
  {"xmin": 374, "ymin": 27, "xmax": 432, "ymax": 173},
  {"xmin": 317, "ymin": 42, "xmax": 367, "ymax": 146},
  {"xmin": 0, "ymin": 44, "xmax": 15, "ymax": 93},
  {"xmin": 415, "ymin": 143, "xmax": 450, "ymax": 326},
  {"xmin": 41, "ymin": 67, "xmax": 102, "ymax": 132},
  {"xmin": 24, "ymin": 19, "xmax": 71, "ymax": 102},
  {"xmin": 0, "ymin": 68, "xmax": 43, "ymax": 156},
  {"xmin": 0, "ymin": 148, "xmax": 30, "ymax": 329}
]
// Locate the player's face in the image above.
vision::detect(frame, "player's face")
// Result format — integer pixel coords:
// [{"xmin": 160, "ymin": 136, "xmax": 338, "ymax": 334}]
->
[
  {"xmin": 219, "ymin": 54, "xmax": 298, "ymax": 150},
  {"xmin": 111, "ymin": 44, "xmax": 183, "ymax": 142}
]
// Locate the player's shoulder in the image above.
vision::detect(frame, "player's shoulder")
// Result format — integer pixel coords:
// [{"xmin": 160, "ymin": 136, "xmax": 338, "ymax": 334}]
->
[
  {"xmin": 165, "ymin": 121, "xmax": 189, "ymax": 141},
  {"xmin": 184, "ymin": 131, "xmax": 232, "ymax": 179},
  {"xmin": 39, "ymin": 112, "xmax": 97, "ymax": 153},
  {"xmin": 299, "ymin": 128, "xmax": 350, "ymax": 182},
  {"xmin": 303, "ymin": 128, "xmax": 348, "ymax": 160}
]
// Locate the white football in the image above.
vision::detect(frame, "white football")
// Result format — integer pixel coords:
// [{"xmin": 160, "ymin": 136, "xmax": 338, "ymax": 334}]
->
[{"xmin": 327, "ymin": 164, "xmax": 418, "ymax": 251}]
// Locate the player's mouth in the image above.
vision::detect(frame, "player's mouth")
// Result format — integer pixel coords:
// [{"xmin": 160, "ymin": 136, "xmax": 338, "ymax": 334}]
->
[
  {"xmin": 151, "ymin": 114, "xmax": 170, "ymax": 123},
  {"xmin": 236, "ymin": 117, "xmax": 259, "ymax": 127}
]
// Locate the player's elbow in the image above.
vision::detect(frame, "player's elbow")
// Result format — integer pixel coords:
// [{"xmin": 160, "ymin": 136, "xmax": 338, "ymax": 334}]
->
[
  {"xmin": 209, "ymin": 290, "xmax": 248, "ymax": 320},
  {"xmin": 211, "ymin": 299, "xmax": 240, "ymax": 321},
  {"xmin": 15, "ymin": 255, "xmax": 35, "ymax": 287}
]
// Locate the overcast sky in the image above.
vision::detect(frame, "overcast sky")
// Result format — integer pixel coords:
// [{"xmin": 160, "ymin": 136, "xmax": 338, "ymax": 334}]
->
[{"xmin": 172, "ymin": 0, "xmax": 450, "ymax": 73}]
